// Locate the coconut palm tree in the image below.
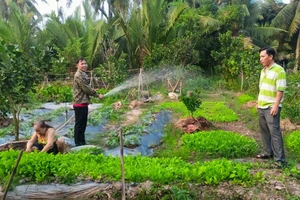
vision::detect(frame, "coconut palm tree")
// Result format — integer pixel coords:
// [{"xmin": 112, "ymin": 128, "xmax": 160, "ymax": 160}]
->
[
  {"xmin": 217, "ymin": 0, "xmax": 262, "ymax": 36},
  {"xmin": 0, "ymin": 0, "xmax": 9, "ymax": 20},
  {"xmin": 115, "ymin": 0, "xmax": 187, "ymax": 68},
  {"xmin": 0, "ymin": 0, "xmax": 45, "ymax": 20},
  {"xmin": 45, "ymin": 0, "xmax": 109, "ymax": 69},
  {"xmin": 258, "ymin": 0, "xmax": 285, "ymax": 26},
  {"xmin": 89, "ymin": 0, "xmax": 130, "ymax": 22},
  {"xmin": 0, "ymin": 2, "xmax": 40, "ymax": 55},
  {"xmin": 271, "ymin": 0, "xmax": 300, "ymax": 71},
  {"xmin": 90, "ymin": 0, "xmax": 108, "ymax": 19}
]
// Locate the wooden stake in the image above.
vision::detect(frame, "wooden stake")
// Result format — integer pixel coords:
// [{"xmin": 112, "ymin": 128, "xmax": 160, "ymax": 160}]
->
[
  {"xmin": 179, "ymin": 81, "xmax": 182, "ymax": 95},
  {"xmin": 2, "ymin": 150, "xmax": 23, "ymax": 200},
  {"xmin": 138, "ymin": 68, "xmax": 143, "ymax": 100},
  {"xmin": 90, "ymin": 70, "xmax": 93, "ymax": 88},
  {"xmin": 119, "ymin": 128, "xmax": 126, "ymax": 200}
]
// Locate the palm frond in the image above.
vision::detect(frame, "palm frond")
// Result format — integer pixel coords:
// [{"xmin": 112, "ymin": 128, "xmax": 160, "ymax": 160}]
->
[
  {"xmin": 240, "ymin": 4, "xmax": 250, "ymax": 17},
  {"xmin": 83, "ymin": 0, "xmax": 93, "ymax": 21},
  {"xmin": 250, "ymin": 26, "xmax": 287, "ymax": 41},
  {"xmin": 199, "ymin": 16, "xmax": 220, "ymax": 33},
  {"xmin": 5, "ymin": 2, "xmax": 37, "ymax": 51},
  {"xmin": 45, "ymin": 15, "xmax": 69, "ymax": 48},
  {"xmin": 288, "ymin": 1, "xmax": 300, "ymax": 36},
  {"xmin": 165, "ymin": 3, "xmax": 188, "ymax": 35},
  {"xmin": 0, "ymin": 22, "xmax": 11, "ymax": 41},
  {"xmin": 142, "ymin": 0, "xmax": 164, "ymax": 45},
  {"xmin": 271, "ymin": 2, "xmax": 297, "ymax": 30},
  {"xmin": 86, "ymin": 20, "xmax": 108, "ymax": 67}
]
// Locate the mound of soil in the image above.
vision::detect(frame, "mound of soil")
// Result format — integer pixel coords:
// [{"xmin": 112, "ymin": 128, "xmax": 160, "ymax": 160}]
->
[
  {"xmin": 175, "ymin": 116, "xmax": 211, "ymax": 133},
  {"xmin": 0, "ymin": 140, "xmax": 27, "ymax": 152},
  {"xmin": 241, "ymin": 100, "xmax": 257, "ymax": 109}
]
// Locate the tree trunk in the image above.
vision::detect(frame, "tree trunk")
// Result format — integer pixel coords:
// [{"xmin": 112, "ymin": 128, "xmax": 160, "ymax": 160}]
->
[
  {"xmin": 12, "ymin": 110, "xmax": 20, "ymax": 141},
  {"xmin": 118, "ymin": 16, "xmax": 135, "ymax": 69},
  {"xmin": 240, "ymin": 71, "xmax": 244, "ymax": 91},
  {"xmin": 293, "ymin": 30, "xmax": 300, "ymax": 72}
]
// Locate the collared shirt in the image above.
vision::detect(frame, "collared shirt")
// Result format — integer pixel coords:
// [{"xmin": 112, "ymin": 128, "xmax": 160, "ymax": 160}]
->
[
  {"xmin": 258, "ymin": 63, "xmax": 286, "ymax": 108},
  {"xmin": 73, "ymin": 69, "xmax": 97, "ymax": 104}
]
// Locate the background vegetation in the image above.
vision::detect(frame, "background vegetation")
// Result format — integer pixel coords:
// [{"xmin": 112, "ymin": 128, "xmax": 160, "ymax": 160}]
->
[{"xmin": 0, "ymin": 0, "xmax": 299, "ymax": 126}]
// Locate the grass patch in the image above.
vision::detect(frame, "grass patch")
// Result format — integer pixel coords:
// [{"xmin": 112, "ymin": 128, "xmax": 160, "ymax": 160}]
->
[
  {"xmin": 153, "ymin": 124, "xmax": 190, "ymax": 160},
  {"xmin": 182, "ymin": 130, "xmax": 258, "ymax": 158},
  {"xmin": 219, "ymin": 92, "xmax": 259, "ymax": 131}
]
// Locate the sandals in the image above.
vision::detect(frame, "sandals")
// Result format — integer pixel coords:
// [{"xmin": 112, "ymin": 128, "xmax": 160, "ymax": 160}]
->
[
  {"xmin": 256, "ymin": 154, "xmax": 273, "ymax": 159},
  {"xmin": 272, "ymin": 161, "xmax": 286, "ymax": 169}
]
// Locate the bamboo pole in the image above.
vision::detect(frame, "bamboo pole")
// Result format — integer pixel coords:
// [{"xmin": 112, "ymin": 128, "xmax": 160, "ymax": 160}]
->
[
  {"xmin": 119, "ymin": 128, "xmax": 125, "ymax": 200},
  {"xmin": 2, "ymin": 150, "xmax": 23, "ymax": 200}
]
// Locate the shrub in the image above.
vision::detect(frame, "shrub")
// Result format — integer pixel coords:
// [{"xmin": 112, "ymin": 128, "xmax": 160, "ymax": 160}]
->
[
  {"xmin": 281, "ymin": 72, "xmax": 300, "ymax": 123},
  {"xmin": 237, "ymin": 94, "xmax": 255, "ymax": 104},
  {"xmin": 285, "ymin": 130, "xmax": 300, "ymax": 156},
  {"xmin": 32, "ymin": 83, "xmax": 72, "ymax": 103},
  {"xmin": 183, "ymin": 76, "xmax": 214, "ymax": 93}
]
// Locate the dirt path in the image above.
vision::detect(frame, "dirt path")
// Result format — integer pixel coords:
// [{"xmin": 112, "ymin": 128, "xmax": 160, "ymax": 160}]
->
[{"xmin": 213, "ymin": 121, "xmax": 261, "ymax": 141}]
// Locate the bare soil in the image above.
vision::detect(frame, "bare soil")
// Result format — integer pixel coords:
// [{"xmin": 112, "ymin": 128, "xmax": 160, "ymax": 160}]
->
[{"xmin": 213, "ymin": 121, "xmax": 261, "ymax": 141}]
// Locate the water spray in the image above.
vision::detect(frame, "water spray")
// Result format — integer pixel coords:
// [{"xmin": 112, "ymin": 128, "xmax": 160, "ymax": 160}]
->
[{"xmin": 103, "ymin": 66, "xmax": 186, "ymax": 97}]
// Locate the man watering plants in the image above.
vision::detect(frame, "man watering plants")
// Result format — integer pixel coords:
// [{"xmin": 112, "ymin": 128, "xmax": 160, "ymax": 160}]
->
[
  {"xmin": 256, "ymin": 47, "xmax": 286, "ymax": 168},
  {"xmin": 73, "ymin": 58, "xmax": 104, "ymax": 146}
]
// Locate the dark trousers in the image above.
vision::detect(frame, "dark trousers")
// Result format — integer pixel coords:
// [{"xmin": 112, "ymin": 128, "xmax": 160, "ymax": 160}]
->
[
  {"xmin": 33, "ymin": 142, "xmax": 58, "ymax": 154},
  {"xmin": 258, "ymin": 107, "xmax": 285, "ymax": 163},
  {"xmin": 74, "ymin": 106, "xmax": 88, "ymax": 146}
]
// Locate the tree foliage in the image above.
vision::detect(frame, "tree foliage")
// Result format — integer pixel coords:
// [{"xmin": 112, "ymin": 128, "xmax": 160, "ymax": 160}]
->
[
  {"xmin": 180, "ymin": 91, "xmax": 202, "ymax": 117},
  {"xmin": 271, "ymin": 0, "xmax": 300, "ymax": 71},
  {"xmin": 0, "ymin": 39, "xmax": 39, "ymax": 140},
  {"xmin": 211, "ymin": 31, "xmax": 261, "ymax": 91}
]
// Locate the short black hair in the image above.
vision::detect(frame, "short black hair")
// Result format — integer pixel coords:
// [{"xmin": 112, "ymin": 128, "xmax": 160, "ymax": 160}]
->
[
  {"xmin": 259, "ymin": 47, "xmax": 276, "ymax": 59},
  {"xmin": 76, "ymin": 58, "xmax": 86, "ymax": 64}
]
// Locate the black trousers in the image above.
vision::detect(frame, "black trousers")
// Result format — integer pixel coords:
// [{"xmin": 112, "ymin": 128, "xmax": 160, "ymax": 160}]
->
[
  {"xmin": 33, "ymin": 142, "xmax": 59, "ymax": 154},
  {"xmin": 74, "ymin": 106, "xmax": 88, "ymax": 146}
]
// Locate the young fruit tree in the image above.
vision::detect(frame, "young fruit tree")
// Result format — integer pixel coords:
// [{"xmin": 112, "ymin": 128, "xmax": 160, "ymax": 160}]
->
[
  {"xmin": 0, "ymin": 40, "xmax": 39, "ymax": 140},
  {"xmin": 180, "ymin": 91, "xmax": 202, "ymax": 118}
]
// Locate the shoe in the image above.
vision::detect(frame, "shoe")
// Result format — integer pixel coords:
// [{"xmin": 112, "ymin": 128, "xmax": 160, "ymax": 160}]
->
[
  {"xmin": 272, "ymin": 161, "xmax": 286, "ymax": 169},
  {"xmin": 76, "ymin": 142, "xmax": 86, "ymax": 146},
  {"xmin": 256, "ymin": 154, "xmax": 273, "ymax": 159}
]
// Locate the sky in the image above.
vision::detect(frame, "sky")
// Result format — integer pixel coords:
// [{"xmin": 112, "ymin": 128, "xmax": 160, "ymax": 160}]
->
[
  {"xmin": 37, "ymin": 0, "xmax": 84, "ymax": 16},
  {"xmin": 36, "ymin": 0, "xmax": 291, "ymax": 16}
]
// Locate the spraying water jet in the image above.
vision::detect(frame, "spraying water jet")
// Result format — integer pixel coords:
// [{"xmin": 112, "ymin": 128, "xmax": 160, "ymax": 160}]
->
[{"xmin": 103, "ymin": 66, "xmax": 185, "ymax": 97}]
